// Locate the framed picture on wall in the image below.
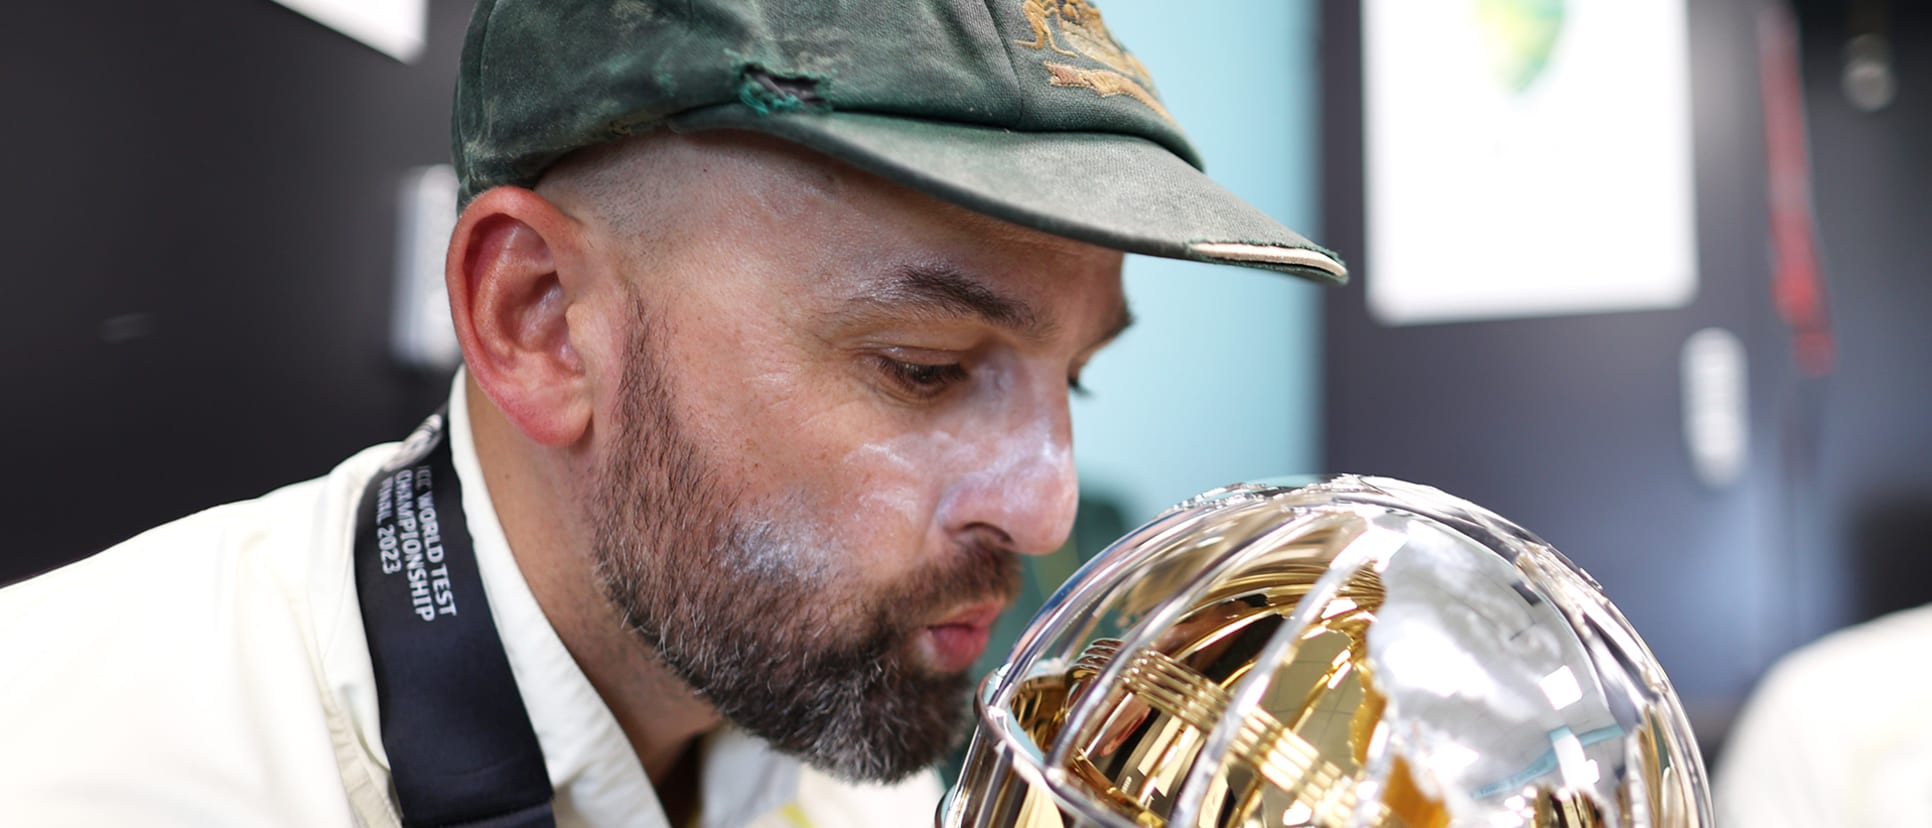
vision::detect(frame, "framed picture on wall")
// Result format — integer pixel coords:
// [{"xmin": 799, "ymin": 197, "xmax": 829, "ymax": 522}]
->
[{"xmin": 1362, "ymin": 0, "xmax": 1698, "ymax": 325}]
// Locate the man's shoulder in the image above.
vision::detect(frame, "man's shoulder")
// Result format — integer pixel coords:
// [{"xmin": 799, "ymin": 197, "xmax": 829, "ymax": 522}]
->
[
  {"xmin": 3, "ymin": 442, "xmax": 397, "ymax": 611},
  {"xmin": 0, "ymin": 442, "xmax": 401, "ymax": 826},
  {"xmin": 0, "ymin": 440, "xmax": 404, "ymax": 699}
]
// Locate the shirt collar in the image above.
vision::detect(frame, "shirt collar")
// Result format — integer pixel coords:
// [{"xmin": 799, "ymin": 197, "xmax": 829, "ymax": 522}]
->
[{"xmin": 446, "ymin": 370, "xmax": 804, "ymax": 828}]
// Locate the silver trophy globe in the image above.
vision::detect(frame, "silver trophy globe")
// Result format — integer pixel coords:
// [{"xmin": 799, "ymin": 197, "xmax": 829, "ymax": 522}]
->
[{"xmin": 940, "ymin": 475, "xmax": 1711, "ymax": 828}]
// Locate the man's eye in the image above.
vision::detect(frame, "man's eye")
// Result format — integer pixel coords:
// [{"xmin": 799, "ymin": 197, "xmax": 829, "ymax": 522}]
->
[{"xmin": 878, "ymin": 358, "xmax": 968, "ymax": 398}]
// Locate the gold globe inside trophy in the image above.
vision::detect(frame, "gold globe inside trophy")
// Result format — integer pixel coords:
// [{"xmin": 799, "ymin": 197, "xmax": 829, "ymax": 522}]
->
[{"xmin": 941, "ymin": 475, "xmax": 1711, "ymax": 828}]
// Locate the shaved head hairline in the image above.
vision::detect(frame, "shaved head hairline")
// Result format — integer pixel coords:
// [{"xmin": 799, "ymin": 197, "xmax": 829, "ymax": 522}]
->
[
  {"xmin": 533, "ymin": 129, "xmax": 848, "ymax": 239},
  {"xmin": 531, "ymin": 129, "xmax": 1106, "ymax": 262}
]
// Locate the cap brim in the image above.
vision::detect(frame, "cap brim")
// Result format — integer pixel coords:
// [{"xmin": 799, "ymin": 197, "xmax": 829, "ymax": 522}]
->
[{"xmin": 666, "ymin": 106, "xmax": 1346, "ymax": 285}]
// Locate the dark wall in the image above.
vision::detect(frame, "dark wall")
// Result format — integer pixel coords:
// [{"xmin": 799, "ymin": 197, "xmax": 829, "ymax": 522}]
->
[
  {"xmin": 0, "ymin": 1, "xmax": 476, "ymax": 584},
  {"xmin": 1792, "ymin": 0, "xmax": 1932, "ymax": 633},
  {"xmin": 1320, "ymin": 0, "xmax": 1932, "ymax": 763}
]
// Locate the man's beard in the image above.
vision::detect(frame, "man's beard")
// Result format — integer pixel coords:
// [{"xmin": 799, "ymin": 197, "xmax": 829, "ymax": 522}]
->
[{"xmin": 587, "ymin": 314, "xmax": 1021, "ymax": 782}]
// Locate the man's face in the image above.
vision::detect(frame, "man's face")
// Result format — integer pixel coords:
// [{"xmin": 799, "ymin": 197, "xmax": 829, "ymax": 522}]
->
[{"xmin": 563, "ymin": 132, "xmax": 1128, "ymax": 780}]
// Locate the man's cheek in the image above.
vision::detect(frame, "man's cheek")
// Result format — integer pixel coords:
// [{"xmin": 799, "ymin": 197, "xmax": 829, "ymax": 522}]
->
[{"xmin": 836, "ymin": 438, "xmax": 929, "ymax": 520}]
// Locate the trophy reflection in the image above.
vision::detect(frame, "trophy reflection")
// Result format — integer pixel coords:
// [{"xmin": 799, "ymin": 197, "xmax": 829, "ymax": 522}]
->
[{"xmin": 941, "ymin": 476, "xmax": 1710, "ymax": 828}]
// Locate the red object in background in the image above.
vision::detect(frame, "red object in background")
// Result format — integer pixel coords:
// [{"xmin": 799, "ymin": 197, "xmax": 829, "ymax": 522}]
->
[{"xmin": 1759, "ymin": 6, "xmax": 1837, "ymax": 378}]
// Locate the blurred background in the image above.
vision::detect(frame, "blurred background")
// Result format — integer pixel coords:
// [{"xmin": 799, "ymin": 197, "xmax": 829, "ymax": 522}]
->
[{"xmin": 3, "ymin": 0, "xmax": 1927, "ymax": 779}]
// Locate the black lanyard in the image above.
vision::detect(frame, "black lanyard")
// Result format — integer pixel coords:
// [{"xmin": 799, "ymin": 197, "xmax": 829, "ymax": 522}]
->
[{"xmin": 353, "ymin": 408, "xmax": 556, "ymax": 828}]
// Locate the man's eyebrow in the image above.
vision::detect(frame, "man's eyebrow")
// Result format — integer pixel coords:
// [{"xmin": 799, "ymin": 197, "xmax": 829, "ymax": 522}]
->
[{"xmin": 849, "ymin": 264, "xmax": 1054, "ymax": 339}]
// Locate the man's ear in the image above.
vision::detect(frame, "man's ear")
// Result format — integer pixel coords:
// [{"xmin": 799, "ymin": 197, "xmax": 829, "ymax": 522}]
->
[{"xmin": 446, "ymin": 186, "xmax": 593, "ymax": 447}]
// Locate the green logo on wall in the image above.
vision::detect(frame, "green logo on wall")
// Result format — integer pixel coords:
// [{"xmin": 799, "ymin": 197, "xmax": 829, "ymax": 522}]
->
[{"xmin": 1476, "ymin": 0, "xmax": 1567, "ymax": 94}]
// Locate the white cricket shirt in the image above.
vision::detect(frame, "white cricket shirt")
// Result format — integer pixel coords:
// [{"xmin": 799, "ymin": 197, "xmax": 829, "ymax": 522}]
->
[{"xmin": 0, "ymin": 373, "xmax": 940, "ymax": 827}]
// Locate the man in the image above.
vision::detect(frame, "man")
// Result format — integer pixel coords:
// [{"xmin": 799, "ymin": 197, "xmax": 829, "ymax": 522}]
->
[{"xmin": 0, "ymin": 1, "xmax": 1343, "ymax": 826}]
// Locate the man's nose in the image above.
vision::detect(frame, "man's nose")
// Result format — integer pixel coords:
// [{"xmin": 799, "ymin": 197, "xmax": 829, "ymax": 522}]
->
[{"xmin": 945, "ymin": 411, "xmax": 1079, "ymax": 558}]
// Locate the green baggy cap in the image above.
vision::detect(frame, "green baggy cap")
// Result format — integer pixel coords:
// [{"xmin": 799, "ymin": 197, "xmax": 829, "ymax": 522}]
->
[{"xmin": 452, "ymin": 0, "xmax": 1346, "ymax": 284}]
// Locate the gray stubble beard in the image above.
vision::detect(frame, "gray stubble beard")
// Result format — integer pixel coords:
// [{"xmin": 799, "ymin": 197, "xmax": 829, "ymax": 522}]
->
[{"xmin": 586, "ymin": 310, "xmax": 1019, "ymax": 782}]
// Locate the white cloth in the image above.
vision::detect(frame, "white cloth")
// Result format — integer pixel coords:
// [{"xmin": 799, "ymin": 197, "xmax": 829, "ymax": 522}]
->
[
  {"xmin": 0, "ymin": 374, "xmax": 940, "ymax": 827},
  {"xmin": 1716, "ymin": 603, "xmax": 1932, "ymax": 826}
]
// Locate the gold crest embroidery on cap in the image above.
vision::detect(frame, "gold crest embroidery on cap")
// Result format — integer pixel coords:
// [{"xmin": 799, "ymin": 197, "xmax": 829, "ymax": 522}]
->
[
  {"xmin": 1015, "ymin": 0, "xmax": 1175, "ymax": 124},
  {"xmin": 1042, "ymin": 62, "xmax": 1174, "ymax": 123}
]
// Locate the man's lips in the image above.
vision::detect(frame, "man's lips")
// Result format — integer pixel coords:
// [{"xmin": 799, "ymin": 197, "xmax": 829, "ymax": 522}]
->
[{"xmin": 920, "ymin": 601, "xmax": 1006, "ymax": 674}]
